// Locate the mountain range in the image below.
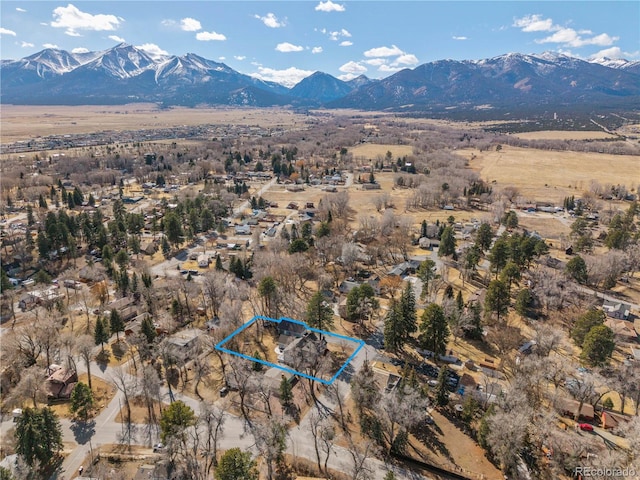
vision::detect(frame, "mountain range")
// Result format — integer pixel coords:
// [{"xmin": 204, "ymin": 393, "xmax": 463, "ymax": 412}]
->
[{"xmin": 2, "ymin": 43, "xmax": 639, "ymax": 112}]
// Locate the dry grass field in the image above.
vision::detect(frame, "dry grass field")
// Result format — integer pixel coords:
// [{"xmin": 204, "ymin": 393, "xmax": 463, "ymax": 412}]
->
[
  {"xmin": 462, "ymin": 145, "xmax": 640, "ymax": 203},
  {"xmin": 349, "ymin": 143, "xmax": 415, "ymax": 160},
  {"xmin": 513, "ymin": 130, "xmax": 617, "ymax": 140},
  {"xmin": 0, "ymin": 105, "xmax": 311, "ymax": 143}
]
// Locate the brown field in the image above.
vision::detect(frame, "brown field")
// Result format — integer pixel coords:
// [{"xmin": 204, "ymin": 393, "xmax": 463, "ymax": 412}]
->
[
  {"xmin": 349, "ymin": 143, "xmax": 415, "ymax": 160},
  {"xmin": 516, "ymin": 215, "xmax": 571, "ymax": 241},
  {"xmin": 0, "ymin": 104, "xmax": 311, "ymax": 143},
  {"xmin": 462, "ymin": 145, "xmax": 640, "ymax": 203},
  {"xmin": 513, "ymin": 130, "xmax": 617, "ymax": 140}
]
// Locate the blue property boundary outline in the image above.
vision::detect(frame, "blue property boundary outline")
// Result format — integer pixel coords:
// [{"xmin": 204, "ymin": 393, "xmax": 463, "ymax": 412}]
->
[{"xmin": 214, "ymin": 315, "xmax": 365, "ymax": 385}]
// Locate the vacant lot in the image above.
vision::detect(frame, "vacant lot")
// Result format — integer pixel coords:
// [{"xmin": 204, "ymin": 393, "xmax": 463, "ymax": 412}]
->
[
  {"xmin": 349, "ymin": 143, "xmax": 415, "ymax": 161},
  {"xmin": 0, "ymin": 105, "xmax": 311, "ymax": 143},
  {"xmin": 463, "ymin": 145, "xmax": 640, "ymax": 203}
]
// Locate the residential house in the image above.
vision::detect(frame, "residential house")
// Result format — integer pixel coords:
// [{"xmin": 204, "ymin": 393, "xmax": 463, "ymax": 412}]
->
[
  {"xmin": 276, "ymin": 318, "xmax": 307, "ymax": 338},
  {"xmin": 234, "ymin": 224, "xmax": 251, "ymax": 235},
  {"xmin": 603, "ymin": 299, "xmax": 631, "ymax": 320},
  {"xmin": 338, "ymin": 277, "xmax": 381, "ymax": 296},
  {"xmin": 418, "ymin": 237, "xmax": 440, "ymax": 249},
  {"xmin": 165, "ymin": 329, "xmax": 201, "ymax": 359},
  {"xmin": 105, "ymin": 297, "xmax": 137, "ymax": 321},
  {"xmin": 141, "ymin": 241, "xmax": 158, "ymax": 256},
  {"xmin": 45, "ymin": 367, "xmax": 78, "ymax": 401},
  {"xmin": 19, "ymin": 288, "xmax": 62, "ymax": 311},
  {"xmin": 78, "ymin": 264, "xmax": 107, "ymax": 283},
  {"xmin": 197, "ymin": 254, "xmax": 210, "ymax": 268},
  {"xmin": 555, "ymin": 397, "xmax": 595, "ymax": 421},
  {"xmin": 18, "ymin": 293, "xmax": 38, "ymax": 311},
  {"xmin": 604, "ymin": 318, "xmax": 637, "ymax": 343},
  {"xmin": 282, "ymin": 332, "xmax": 327, "ymax": 369},
  {"xmin": 387, "ymin": 259, "xmax": 421, "ymax": 277},
  {"xmin": 338, "ymin": 280, "xmax": 361, "ymax": 294}
]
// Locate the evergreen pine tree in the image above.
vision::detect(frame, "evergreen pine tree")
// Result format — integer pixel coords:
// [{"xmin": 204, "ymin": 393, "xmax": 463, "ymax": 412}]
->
[
  {"xmin": 110, "ymin": 309, "xmax": 124, "ymax": 342},
  {"xmin": 94, "ymin": 317, "xmax": 109, "ymax": 351},
  {"xmin": 383, "ymin": 299, "xmax": 403, "ymax": 352},
  {"xmin": 399, "ymin": 283, "xmax": 417, "ymax": 340},
  {"xmin": 141, "ymin": 316, "xmax": 157, "ymax": 344}
]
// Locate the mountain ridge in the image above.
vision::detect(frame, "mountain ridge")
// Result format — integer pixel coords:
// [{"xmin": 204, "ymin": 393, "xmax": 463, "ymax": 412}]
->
[{"xmin": 2, "ymin": 44, "xmax": 639, "ymax": 111}]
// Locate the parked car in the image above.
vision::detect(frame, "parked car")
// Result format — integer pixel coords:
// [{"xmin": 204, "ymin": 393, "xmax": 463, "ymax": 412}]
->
[
  {"xmin": 219, "ymin": 386, "xmax": 229, "ymax": 397},
  {"xmin": 578, "ymin": 423, "xmax": 594, "ymax": 432},
  {"xmin": 153, "ymin": 443, "xmax": 165, "ymax": 452}
]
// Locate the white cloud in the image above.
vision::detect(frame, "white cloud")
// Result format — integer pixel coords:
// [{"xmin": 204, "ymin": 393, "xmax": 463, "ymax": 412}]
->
[
  {"xmin": 51, "ymin": 4, "xmax": 121, "ymax": 36},
  {"xmin": 364, "ymin": 58, "xmax": 387, "ymax": 66},
  {"xmin": 275, "ymin": 42, "xmax": 303, "ymax": 52},
  {"xmin": 515, "ymin": 14, "xmax": 620, "ymax": 49},
  {"xmin": 180, "ymin": 17, "xmax": 201, "ymax": 32},
  {"xmin": 364, "ymin": 45, "xmax": 404, "ymax": 57},
  {"xmin": 589, "ymin": 46, "xmax": 640, "ymax": 60},
  {"xmin": 161, "ymin": 19, "xmax": 176, "ymax": 27},
  {"xmin": 219, "ymin": 57, "xmax": 226, "ymax": 61},
  {"xmin": 109, "ymin": 35, "xmax": 125, "ymax": 43},
  {"xmin": 0, "ymin": 28, "xmax": 16, "ymax": 36},
  {"xmin": 254, "ymin": 13, "xmax": 285, "ymax": 28},
  {"xmin": 378, "ymin": 64, "xmax": 403, "ymax": 73},
  {"xmin": 251, "ymin": 66, "xmax": 314, "ymax": 87},
  {"xmin": 136, "ymin": 43, "xmax": 169, "ymax": 57},
  {"xmin": 16, "ymin": 7, "xmax": 26, "ymax": 12},
  {"xmin": 452, "ymin": 36, "xmax": 468, "ymax": 41},
  {"xmin": 43, "ymin": 43, "xmax": 60, "ymax": 49},
  {"xmin": 71, "ymin": 47, "xmax": 89, "ymax": 53},
  {"xmin": 339, "ymin": 60, "xmax": 367, "ymax": 74},
  {"xmin": 326, "ymin": 28, "xmax": 351, "ymax": 41},
  {"xmin": 513, "ymin": 14, "xmax": 555, "ymax": 32},
  {"xmin": 196, "ymin": 31, "xmax": 226, "ymax": 41},
  {"xmin": 392, "ymin": 54, "xmax": 419, "ymax": 66},
  {"xmin": 234, "ymin": 55, "xmax": 246, "ymax": 61},
  {"xmin": 340, "ymin": 41, "xmax": 353, "ymax": 47},
  {"xmin": 536, "ymin": 28, "xmax": 618, "ymax": 47},
  {"xmin": 338, "ymin": 73, "xmax": 357, "ymax": 81},
  {"xmin": 315, "ymin": 1, "xmax": 345, "ymax": 12},
  {"xmin": 312, "ymin": 46, "xmax": 323, "ymax": 54},
  {"xmin": 21, "ymin": 41, "xmax": 34, "ymax": 48}
]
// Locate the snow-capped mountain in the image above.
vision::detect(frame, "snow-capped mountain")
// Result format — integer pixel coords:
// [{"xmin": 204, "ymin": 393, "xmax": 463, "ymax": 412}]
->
[
  {"xmin": 1, "ymin": 45, "xmax": 639, "ymax": 111},
  {"xmin": 330, "ymin": 52, "xmax": 640, "ymax": 110},
  {"xmin": 588, "ymin": 57, "xmax": 640, "ymax": 75}
]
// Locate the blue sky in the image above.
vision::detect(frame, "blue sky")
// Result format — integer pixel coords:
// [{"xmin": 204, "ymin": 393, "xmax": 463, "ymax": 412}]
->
[{"xmin": 1, "ymin": 1, "xmax": 638, "ymax": 86}]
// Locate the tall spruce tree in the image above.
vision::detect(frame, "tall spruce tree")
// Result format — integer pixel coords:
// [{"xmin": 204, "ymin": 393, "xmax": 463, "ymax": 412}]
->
[{"xmin": 94, "ymin": 316, "xmax": 109, "ymax": 351}]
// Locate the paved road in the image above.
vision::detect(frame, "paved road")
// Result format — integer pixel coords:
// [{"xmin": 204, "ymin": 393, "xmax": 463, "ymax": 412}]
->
[{"xmin": 232, "ymin": 177, "xmax": 278, "ymax": 219}]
